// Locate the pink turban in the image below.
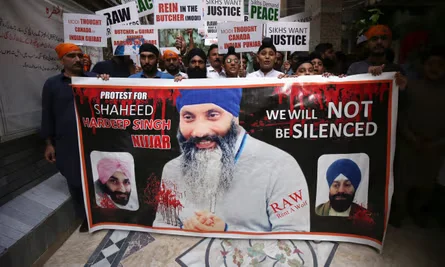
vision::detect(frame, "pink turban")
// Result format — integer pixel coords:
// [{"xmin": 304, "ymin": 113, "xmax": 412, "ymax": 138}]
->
[{"xmin": 97, "ymin": 158, "xmax": 131, "ymax": 184}]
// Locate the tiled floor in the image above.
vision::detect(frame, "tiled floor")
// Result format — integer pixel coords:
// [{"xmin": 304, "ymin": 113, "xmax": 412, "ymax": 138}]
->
[{"xmin": 44, "ymin": 222, "xmax": 444, "ymax": 267}]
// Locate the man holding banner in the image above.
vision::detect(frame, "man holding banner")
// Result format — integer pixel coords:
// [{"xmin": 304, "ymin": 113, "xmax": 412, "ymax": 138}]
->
[
  {"xmin": 153, "ymin": 88, "xmax": 310, "ymax": 232},
  {"xmin": 129, "ymin": 43, "xmax": 174, "ymax": 79},
  {"xmin": 41, "ymin": 43, "xmax": 96, "ymax": 232},
  {"xmin": 247, "ymin": 38, "xmax": 284, "ymax": 78}
]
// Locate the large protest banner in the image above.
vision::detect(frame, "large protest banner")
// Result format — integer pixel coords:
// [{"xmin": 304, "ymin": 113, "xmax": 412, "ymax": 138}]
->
[
  {"xmin": 265, "ymin": 22, "xmax": 310, "ymax": 51},
  {"xmin": 217, "ymin": 21, "xmax": 263, "ymax": 53},
  {"xmin": 205, "ymin": 0, "xmax": 244, "ymax": 21},
  {"xmin": 96, "ymin": 2, "xmax": 140, "ymax": 37},
  {"xmin": 154, "ymin": 0, "xmax": 204, "ymax": 29},
  {"xmin": 72, "ymin": 73, "xmax": 398, "ymax": 252},
  {"xmin": 249, "ymin": 0, "xmax": 280, "ymax": 22},
  {"xmin": 111, "ymin": 25, "xmax": 158, "ymax": 55},
  {"xmin": 63, "ymin": 13, "xmax": 107, "ymax": 47}
]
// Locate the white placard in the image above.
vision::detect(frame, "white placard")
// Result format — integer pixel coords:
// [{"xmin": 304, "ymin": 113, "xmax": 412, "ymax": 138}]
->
[
  {"xmin": 63, "ymin": 13, "xmax": 107, "ymax": 47},
  {"xmin": 248, "ymin": 0, "xmax": 280, "ymax": 22},
  {"xmin": 154, "ymin": 0, "xmax": 204, "ymax": 29},
  {"xmin": 204, "ymin": 0, "xmax": 244, "ymax": 21},
  {"xmin": 279, "ymin": 11, "xmax": 312, "ymax": 23},
  {"xmin": 122, "ymin": 0, "xmax": 155, "ymax": 17},
  {"xmin": 265, "ymin": 22, "xmax": 310, "ymax": 51},
  {"xmin": 111, "ymin": 25, "xmax": 159, "ymax": 56},
  {"xmin": 96, "ymin": 2, "xmax": 140, "ymax": 37},
  {"xmin": 217, "ymin": 21, "xmax": 263, "ymax": 53},
  {"xmin": 205, "ymin": 21, "xmax": 218, "ymax": 39}
]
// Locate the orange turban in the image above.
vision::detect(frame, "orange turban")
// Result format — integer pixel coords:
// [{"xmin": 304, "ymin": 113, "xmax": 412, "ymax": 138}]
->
[
  {"xmin": 55, "ymin": 43, "xmax": 82, "ymax": 59},
  {"xmin": 163, "ymin": 49, "xmax": 178, "ymax": 60},
  {"xmin": 365, "ymin": 25, "xmax": 392, "ymax": 40}
]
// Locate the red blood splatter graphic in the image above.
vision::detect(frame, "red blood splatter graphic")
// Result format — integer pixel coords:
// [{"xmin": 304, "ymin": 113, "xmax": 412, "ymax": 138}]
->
[
  {"xmin": 247, "ymin": 82, "xmax": 390, "ymax": 136},
  {"xmin": 99, "ymin": 193, "xmax": 117, "ymax": 209},
  {"xmin": 143, "ymin": 174, "xmax": 183, "ymax": 226},
  {"xmin": 349, "ymin": 205, "xmax": 376, "ymax": 229},
  {"xmin": 73, "ymin": 87, "xmax": 180, "ymax": 135}
]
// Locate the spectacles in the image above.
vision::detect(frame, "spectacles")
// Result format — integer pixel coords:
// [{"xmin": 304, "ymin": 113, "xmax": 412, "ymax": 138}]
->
[{"xmin": 226, "ymin": 58, "xmax": 239, "ymax": 64}]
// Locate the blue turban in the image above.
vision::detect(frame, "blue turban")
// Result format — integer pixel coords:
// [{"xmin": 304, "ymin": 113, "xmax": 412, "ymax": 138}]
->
[
  {"xmin": 176, "ymin": 88, "xmax": 242, "ymax": 117},
  {"xmin": 326, "ymin": 159, "xmax": 361, "ymax": 190}
]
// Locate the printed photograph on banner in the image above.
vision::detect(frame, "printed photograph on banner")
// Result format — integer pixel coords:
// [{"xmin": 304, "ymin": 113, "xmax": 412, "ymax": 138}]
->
[
  {"xmin": 315, "ymin": 153, "xmax": 370, "ymax": 217},
  {"xmin": 96, "ymin": 1, "xmax": 140, "ymax": 37},
  {"xmin": 122, "ymin": 0, "xmax": 155, "ymax": 17},
  {"xmin": 91, "ymin": 151, "xmax": 139, "ymax": 211},
  {"xmin": 248, "ymin": 0, "xmax": 280, "ymax": 22},
  {"xmin": 265, "ymin": 22, "xmax": 310, "ymax": 51},
  {"xmin": 154, "ymin": 0, "xmax": 204, "ymax": 29},
  {"xmin": 72, "ymin": 74, "xmax": 396, "ymax": 251},
  {"xmin": 158, "ymin": 29, "xmax": 205, "ymax": 54},
  {"xmin": 204, "ymin": 0, "xmax": 244, "ymax": 21},
  {"xmin": 63, "ymin": 13, "xmax": 107, "ymax": 47},
  {"xmin": 217, "ymin": 21, "xmax": 263, "ymax": 54},
  {"xmin": 111, "ymin": 25, "xmax": 158, "ymax": 56}
]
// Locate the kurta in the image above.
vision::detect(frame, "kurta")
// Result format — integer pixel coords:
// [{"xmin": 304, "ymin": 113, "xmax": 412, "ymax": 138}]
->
[
  {"xmin": 41, "ymin": 71, "xmax": 96, "ymax": 188},
  {"xmin": 246, "ymin": 69, "xmax": 283, "ymax": 78},
  {"xmin": 153, "ymin": 127, "xmax": 310, "ymax": 232}
]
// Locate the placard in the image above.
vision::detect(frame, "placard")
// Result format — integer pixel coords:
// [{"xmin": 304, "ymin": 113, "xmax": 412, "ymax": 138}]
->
[
  {"xmin": 122, "ymin": 0, "xmax": 155, "ymax": 17},
  {"xmin": 217, "ymin": 21, "xmax": 263, "ymax": 53},
  {"xmin": 205, "ymin": 0, "xmax": 244, "ymax": 21},
  {"xmin": 265, "ymin": 22, "xmax": 310, "ymax": 51},
  {"xmin": 248, "ymin": 0, "xmax": 280, "ymax": 22},
  {"xmin": 111, "ymin": 25, "xmax": 159, "ymax": 56},
  {"xmin": 96, "ymin": 2, "xmax": 140, "ymax": 37},
  {"xmin": 63, "ymin": 13, "xmax": 107, "ymax": 47},
  {"xmin": 154, "ymin": 0, "xmax": 204, "ymax": 29}
]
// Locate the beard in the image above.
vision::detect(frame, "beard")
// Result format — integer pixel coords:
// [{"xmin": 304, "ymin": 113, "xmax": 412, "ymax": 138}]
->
[
  {"xmin": 329, "ymin": 192, "xmax": 354, "ymax": 212},
  {"xmin": 187, "ymin": 66, "xmax": 207, "ymax": 78},
  {"xmin": 99, "ymin": 181, "xmax": 131, "ymax": 206},
  {"xmin": 142, "ymin": 63, "xmax": 157, "ymax": 75},
  {"xmin": 178, "ymin": 121, "xmax": 238, "ymax": 208}
]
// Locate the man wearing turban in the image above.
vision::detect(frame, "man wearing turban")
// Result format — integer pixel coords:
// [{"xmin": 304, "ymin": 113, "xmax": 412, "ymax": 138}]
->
[
  {"xmin": 247, "ymin": 38, "xmax": 285, "ymax": 78},
  {"xmin": 94, "ymin": 158, "xmax": 138, "ymax": 210},
  {"xmin": 316, "ymin": 159, "xmax": 367, "ymax": 217},
  {"xmin": 347, "ymin": 25, "xmax": 403, "ymax": 76},
  {"xmin": 163, "ymin": 49, "xmax": 188, "ymax": 78},
  {"xmin": 153, "ymin": 88, "xmax": 310, "ymax": 232},
  {"xmin": 174, "ymin": 48, "xmax": 209, "ymax": 81},
  {"xmin": 129, "ymin": 43, "xmax": 174, "ymax": 79},
  {"xmin": 41, "ymin": 43, "xmax": 97, "ymax": 232}
]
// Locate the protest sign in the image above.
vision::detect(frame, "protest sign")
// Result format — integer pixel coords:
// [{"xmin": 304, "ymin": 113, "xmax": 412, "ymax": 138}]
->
[
  {"xmin": 265, "ymin": 22, "xmax": 310, "ymax": 51},
  {"xmin": 279, "ymin": 11, "xmax": 312, "ymax": 23},
  {"xmin": 111, "ymin": 25, "xmax": 158, "ymax": 56},
  {"xmin": 249, "ymin": 0, "xmax": 280, "ymax": 22},
  {"xmin": 72, "ymin": 73, "xmax": 398, "ymax": 252},
  {"xmin": 122, "ymin": 0, "xmax": 155, "ymax": 17},
  {"xmin": 217, "ymin": 21, "xmax": 263, "ymax": 53},
  {"xmin": 63, "ymin": 13, "xmax": 107, "ymax": 47},
  {"xmin": 205, "ymin": 20, "xmax": 218, "ymax": 39},
  {"xmin": 205, "ymin": 0, "xmax": 244, "ymax": 21},
  {"xmin": 154, "ymin": 0, "xmax": 204, "ymax": 29},
  {"xmin": 96, "ymin": 2, "xmax": 140, "ymax": 37}
]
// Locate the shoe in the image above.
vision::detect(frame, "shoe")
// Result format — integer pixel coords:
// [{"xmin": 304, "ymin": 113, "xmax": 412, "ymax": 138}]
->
[{"xmin": 79, "ymin": 219, "xmax": 89, "ymax": 233}]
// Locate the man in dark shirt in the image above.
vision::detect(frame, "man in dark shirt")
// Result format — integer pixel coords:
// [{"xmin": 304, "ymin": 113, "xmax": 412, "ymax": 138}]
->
[
  {"xmin": 347, "ymin": 25, "xmax": 402, "ymax": 75},
  {"xmin": 129, "ymin": 43, "xmax": 174, "ymax": 79},
  {"xmin": 41, "ymin": 43, "xmax": 96, "ymax": 232},
  {"xmin": 92, "ymin": 55, "xmax": 135, "ymax": 77}
]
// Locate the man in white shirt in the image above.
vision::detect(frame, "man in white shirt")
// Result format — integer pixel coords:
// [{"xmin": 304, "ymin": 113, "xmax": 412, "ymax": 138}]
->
[
  {"xmin": 163, "ymin": 49, "xmax": 188, "ymax": 78},
  {"xmin": 247, "ymin": 38, "xmax": 284, "ymax": 78},
  {"xmin": 207, "ymin": 44, "xmax": 226, "ymax": 78}
]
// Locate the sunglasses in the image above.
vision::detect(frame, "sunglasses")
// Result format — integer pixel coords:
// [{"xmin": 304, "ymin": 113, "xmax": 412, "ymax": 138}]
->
[{"xmin": 226, "ymin": 58, "xmax": 239, "ymax": 64}]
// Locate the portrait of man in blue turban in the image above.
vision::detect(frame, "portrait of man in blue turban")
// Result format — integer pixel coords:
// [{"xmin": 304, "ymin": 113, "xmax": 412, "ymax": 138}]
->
[
  {"xmin": 153, "ymin": 88, "xmax": 310, "ymax": 233},
  {"xmin": 316, "ymin": 158, "xmax": 368, "ymax": 217}
]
